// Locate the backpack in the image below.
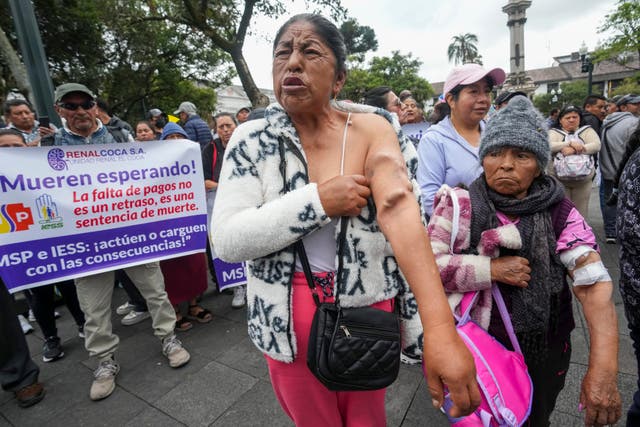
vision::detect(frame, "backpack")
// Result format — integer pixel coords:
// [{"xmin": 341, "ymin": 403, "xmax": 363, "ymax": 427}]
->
[
  {"xmin": 424, "ymin": 188, "xmax": 533, "ymax": 427},
  {"xmin": 551, "ymin": 127, "xmax": 594, "ymax": 180}
]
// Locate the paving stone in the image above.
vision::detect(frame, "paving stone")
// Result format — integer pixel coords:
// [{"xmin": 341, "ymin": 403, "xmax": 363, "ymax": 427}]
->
[
  {"xmin": 400, "ymin": 380, "xmax": 450, "ymax": 427},
  {"xmin": 125, "ymin": 406, "xmax": 187, "ymax": 427},
  {"xmin": 569, "ymin": 327, "xmax": 590, "ymax": 366},
  {"xmin": 35, "ymin": 347, "xmax": 92, "ymax": 384},
  {"xmin": 386, "ymin": 364, "xmax": 423, "ymax": 427},
  {"xmin": 182, "ymin": 317, "xmax": 248, "ymax": 361},
  {"xmin": 115, "ymin": 345, "xmax": 212, "ymax": 403},
  {"xmin": 210, "ymin": 380, "xmax": 292, "ymax": 427},
  {"xmin": 47, "ymin": 388, "xmax": 150, "ymax": 427},
  {"xmin": 0, "ymin": 414, "xmax": 10, "ymax": 427},
  {"xmin": 215, "ymin": 336, "xmax": 270, "ymax": 380},
  {"xmin": 154, "ymin": 360, "xmax": 258, "ymax": 427},
  {"xmin": 548, "ymin": 410, "xmax": 582, "ymax": 426},
  {"xmin": 0, "ymin": 364, "xmax": 90, "ymax": 426}
]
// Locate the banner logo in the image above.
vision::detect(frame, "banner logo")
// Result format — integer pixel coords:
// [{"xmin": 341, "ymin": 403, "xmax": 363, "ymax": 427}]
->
[
  {"xmin": 0, "ymin": 203, "xmax": 34, "ymax": 233},
  {"xmin": 36, "ymin": 194, "xmax": 63, "ymax": 230},
  {"xmin": 47, "ymin": 148, "xmax": 68, "ymax": 171}
]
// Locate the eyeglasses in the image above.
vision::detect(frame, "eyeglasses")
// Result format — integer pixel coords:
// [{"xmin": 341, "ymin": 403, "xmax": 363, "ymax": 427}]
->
[{"xmin": 57, "ymin": 100, "xmax": 96, "ymax": 111}]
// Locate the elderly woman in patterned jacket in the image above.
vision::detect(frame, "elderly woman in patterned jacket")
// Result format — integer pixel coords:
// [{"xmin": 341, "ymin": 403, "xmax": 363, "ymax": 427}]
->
[
  {"xmin": 212, "ymin": 13, "xmax": 479, "ymax": 427},
  {"xmin": 615, "ymin": 123, "xmax": 640, "ymax": 426},
  {"xmin": 428, "ymin": 96, "xmax": 621, "ymax": 426}
]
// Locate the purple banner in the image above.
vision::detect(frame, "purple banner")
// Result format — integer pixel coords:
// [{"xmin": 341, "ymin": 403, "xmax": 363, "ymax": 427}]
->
[
  {"xmin": 0, "ymin": 214, "xmax": 207, "ymax": 293},
  {"xmin": 212, "ymin": 257, "xmax": 247, "ymax": 291}
]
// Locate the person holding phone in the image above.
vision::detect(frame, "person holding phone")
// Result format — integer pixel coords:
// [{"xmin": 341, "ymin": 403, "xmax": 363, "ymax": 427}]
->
[{"xmin": 2, "ymin": 99, "xmax": 54, "ymax": 146}]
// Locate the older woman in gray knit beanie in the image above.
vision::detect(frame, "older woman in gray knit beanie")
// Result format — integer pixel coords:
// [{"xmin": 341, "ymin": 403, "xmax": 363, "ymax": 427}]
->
[{"xmin": 428, "ymin": 96, "xmax": 621, "ymax": 425}]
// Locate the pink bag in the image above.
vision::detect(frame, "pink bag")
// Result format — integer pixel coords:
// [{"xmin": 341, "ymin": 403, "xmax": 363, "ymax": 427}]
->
[
  {"xmin": 424, "ymin": 187, "xmax": 533, "ymax": 426},
  {"xmin": 432, "ymin": 289, "xmax": 533, "ymax": 426}
]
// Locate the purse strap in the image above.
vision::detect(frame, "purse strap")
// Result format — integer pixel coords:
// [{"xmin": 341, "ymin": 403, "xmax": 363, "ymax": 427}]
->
[
  {"xmin": 296, "ymin": 218, "xmax": 347, "ymax": 307},
  {"xmin": 449, "ymin": 188, "xmax": 523, "ymax": 355},
  {"xmin": 284, "ymin": 112, "xmax": 352, "ymax": 308}
]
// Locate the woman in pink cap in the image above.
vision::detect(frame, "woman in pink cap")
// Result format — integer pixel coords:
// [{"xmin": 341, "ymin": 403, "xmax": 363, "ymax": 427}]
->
[{"xmin": 417, "ymin": 63, "xmax": 505, "ymax": 218}]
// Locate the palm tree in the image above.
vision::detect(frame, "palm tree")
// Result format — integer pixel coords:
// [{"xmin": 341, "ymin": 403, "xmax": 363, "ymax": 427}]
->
[{"xmin": 447, "ymin": 33, "xmax": 483, "ymax": 65}]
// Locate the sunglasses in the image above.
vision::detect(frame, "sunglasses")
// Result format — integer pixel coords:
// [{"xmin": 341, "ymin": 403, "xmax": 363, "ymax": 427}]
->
[{"xmin": 57, "ymin": 100, "xmax": 96, "ymax": 111}]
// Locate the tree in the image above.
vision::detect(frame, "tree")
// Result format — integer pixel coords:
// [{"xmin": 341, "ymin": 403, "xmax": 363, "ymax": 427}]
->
[
  {"xmin": 0, "ymin": 0, "xmax": 233, "ymax": 122},
  {"xmin": 340, "ymin": 18, "xmax": 378, "ymax": 64},
  {"xmin": 447, "ymin": 33, "xmax": 482, "ymax": 65},
  {"xmin": 533, "ymin": 80, "xmax": 589, "ymax": 115},
  {"xmin": 143, "ymin": 0, "xmax": 347, "ymax": 108},
  {"xmin": 341, "ymin": 51, "xmax": 433, "ymax": 104},
  {"xmin": 610, "ymin": 73, "xmax": 640, "ymax": 95},
  {"xmin": 593, "ymin": 0, "xmax": 640, "ymax": 69},
  {"xmin": 0, "ymin": 22, "xmax": 32, "ymax": 102}
]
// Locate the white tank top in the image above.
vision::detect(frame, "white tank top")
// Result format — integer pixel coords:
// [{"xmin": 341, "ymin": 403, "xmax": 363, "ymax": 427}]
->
[
  {"xmin": 294, "ymin": 112, "xmax": 351, "ymax": 273},
  {"xmin": 294, "ymin": 218, "xmax": 338, "ymax": 272}
]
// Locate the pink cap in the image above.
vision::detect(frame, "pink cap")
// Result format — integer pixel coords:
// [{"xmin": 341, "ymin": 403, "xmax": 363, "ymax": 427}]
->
[{"xmin": 443, "ymin": 63, "xmax": 506, "ymax": 96}]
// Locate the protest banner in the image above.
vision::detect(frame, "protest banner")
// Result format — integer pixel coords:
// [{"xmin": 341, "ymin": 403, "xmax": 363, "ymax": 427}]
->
[
  {"xmin": 212, "ymin": 257, "xmax": 247, "ymax": 291},
  {"xmin": 0, "ymin": 140, "xmax": 207, "ymax": 293}
]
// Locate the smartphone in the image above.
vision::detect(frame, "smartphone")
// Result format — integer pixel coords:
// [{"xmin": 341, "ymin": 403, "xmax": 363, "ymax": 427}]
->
[{"xmin": 39, "ymin": 116, "xmax": 50, "ymax": 128}]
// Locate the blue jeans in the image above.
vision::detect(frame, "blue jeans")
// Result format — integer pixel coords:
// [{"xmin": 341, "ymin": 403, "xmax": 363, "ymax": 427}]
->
[{"xmin": 599, "ymin": 178, "xmax": 617, "ymax": 238}]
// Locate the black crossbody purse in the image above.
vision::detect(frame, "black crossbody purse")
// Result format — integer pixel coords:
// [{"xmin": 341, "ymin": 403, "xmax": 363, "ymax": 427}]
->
[{"xmin": 297, "ymin": 219, "xmax": 401, "ymax": 391}]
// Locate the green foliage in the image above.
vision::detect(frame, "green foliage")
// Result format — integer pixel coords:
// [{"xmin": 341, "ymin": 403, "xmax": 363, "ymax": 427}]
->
[
  {"xmin": 341, "ymin": 51, "xmax": 433, "ymax": 104},
  {"xmin": 340, "ymin": 18, "xmax": 378, "ymax": 64},
  {"xmin": 0, "ymin": 0, "xmax": 232, "ymax": 123},
  {"xmin": 610, "ymin": 73, "xmax": 640, "ymax": 95},
  {"xmin": 533, "ymin": 80, "xmax": 589, "ymax": 115},
  {"xmin": 593, "ymin": 0, "xmax": 640, "ymax": 67},
  {"xmin": 151, "ymin": 0, "xmax": 347, "ymax": 107},
  {"xmin": 447, "ymin": 33, "xmax": 482, "ymax": 65}
]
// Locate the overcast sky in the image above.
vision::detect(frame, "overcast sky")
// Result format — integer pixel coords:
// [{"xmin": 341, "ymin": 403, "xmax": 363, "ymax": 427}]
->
[{"xmin": 237, "ymin": 0, "xmax": 617, "ymax": 92}]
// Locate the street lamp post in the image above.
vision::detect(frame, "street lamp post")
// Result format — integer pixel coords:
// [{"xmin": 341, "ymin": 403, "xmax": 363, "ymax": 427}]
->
[
  {"xmin": 550, "ymin": 88, "xmax": 563, "ymax": 106},
  {"xmin": 579, "ymin": 42, "xmax": 594, "ymax": 96}
]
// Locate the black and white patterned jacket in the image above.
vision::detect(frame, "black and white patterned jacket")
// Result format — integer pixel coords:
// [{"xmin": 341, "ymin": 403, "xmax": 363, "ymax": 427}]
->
[{"xmin": 212, "ymin": 101, "xmax": 423, "ymax": 362}]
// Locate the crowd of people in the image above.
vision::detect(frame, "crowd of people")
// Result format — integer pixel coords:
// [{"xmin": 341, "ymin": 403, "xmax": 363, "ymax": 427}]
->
[{"xmin": 2, "ymin": 11, "xmax": 640, "ymax": 427}]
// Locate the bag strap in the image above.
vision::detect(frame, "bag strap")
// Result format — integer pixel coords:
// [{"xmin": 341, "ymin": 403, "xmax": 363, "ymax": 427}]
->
[
  {"xmin": 287, "ymin": 112, "xmax": 352, "ymax": 308},
  {"xmin": 448, "ymin": 187, "xmax": 524, "ymax": 354}
]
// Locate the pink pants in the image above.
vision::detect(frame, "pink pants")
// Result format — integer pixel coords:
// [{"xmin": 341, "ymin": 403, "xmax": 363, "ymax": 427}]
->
[{"xmin": 266, "ymin": 272, "xmax": 392, "ymax": 427}]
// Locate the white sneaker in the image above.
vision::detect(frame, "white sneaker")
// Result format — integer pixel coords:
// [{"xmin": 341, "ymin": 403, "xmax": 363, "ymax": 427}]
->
[
  {"xmin": 231, "ymin": 285, "xmax": 246, "ymax": 309},
  {"xmin": 18, "ymin": 315, "xmax": 33, "ymax": 335},
  {"xmin": 28, "ymin": 309, "xmax": 36, "ymax": 322},
  {"xmin": 90, "ymin": 358, "xmax": 120, "ymax": 401},
  {"xmin": 116, "ymin": 301, "xmax": 136, "ymax": 316},
  {"xmin": 162, "ymin": 335, "xmax": 190, "ymax": 368},
  {"xmin": 121, "ymin": 310, "xmax": 151, "ymax": 326}
]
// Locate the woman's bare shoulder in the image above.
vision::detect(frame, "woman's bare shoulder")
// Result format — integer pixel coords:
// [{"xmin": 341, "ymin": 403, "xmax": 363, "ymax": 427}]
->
[{"xmin": 352, "ymin": 112, "xmax": 396, "ymax": 141}]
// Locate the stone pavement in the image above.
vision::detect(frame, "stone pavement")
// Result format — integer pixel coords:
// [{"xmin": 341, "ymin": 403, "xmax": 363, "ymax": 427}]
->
[{"xmin": 1, "ymin": 189, "xmax": 636, "ymax": 426}]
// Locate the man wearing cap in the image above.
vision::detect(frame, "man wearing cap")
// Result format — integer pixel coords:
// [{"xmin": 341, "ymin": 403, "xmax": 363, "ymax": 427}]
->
[
  {"xmin": 606, "ymin": 95, "xmax": 622, "ymax": 116},
  {"xmin": 235, "ymin": 106, "xmax": 251, "ymax": 124},
  {"xmin": 600, "ymin": 94, "xmax": 640, "ymax": 243},
  {"xmin": 44, "ymin": 83, "xmax": 191, "ymax": 401},
  {"xmin": 173, "ymin": 101, "xmax": 211, "ymax": 148},
  {"xmin": 147, "ymin": 108, "xmax": 166, "ymax": 138},
  {"xmin": 493, "ymin": 91, "xmax": 526, "ymax": 111}
]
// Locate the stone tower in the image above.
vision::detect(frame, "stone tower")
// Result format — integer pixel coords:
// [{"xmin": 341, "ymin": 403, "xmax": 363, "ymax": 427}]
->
[{"xmin": 501, "ymin": 0, "xmax": 536, "ymax": 94}]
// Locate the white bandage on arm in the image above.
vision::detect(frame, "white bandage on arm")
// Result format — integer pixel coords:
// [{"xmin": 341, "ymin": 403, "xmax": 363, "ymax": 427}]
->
[
  {"xmin": 572, "ymin": 261, "xmax": 612, "ymax": 286},
  {"xmin": 559, "ymin": 245, "xmax": 597, "ymax": 270}
]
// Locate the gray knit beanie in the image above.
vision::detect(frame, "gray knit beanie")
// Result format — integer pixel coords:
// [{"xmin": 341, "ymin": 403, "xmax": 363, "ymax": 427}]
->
[{"xmin": 479, "ymin": 95, "xmax": 550, "ymax": 169}]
